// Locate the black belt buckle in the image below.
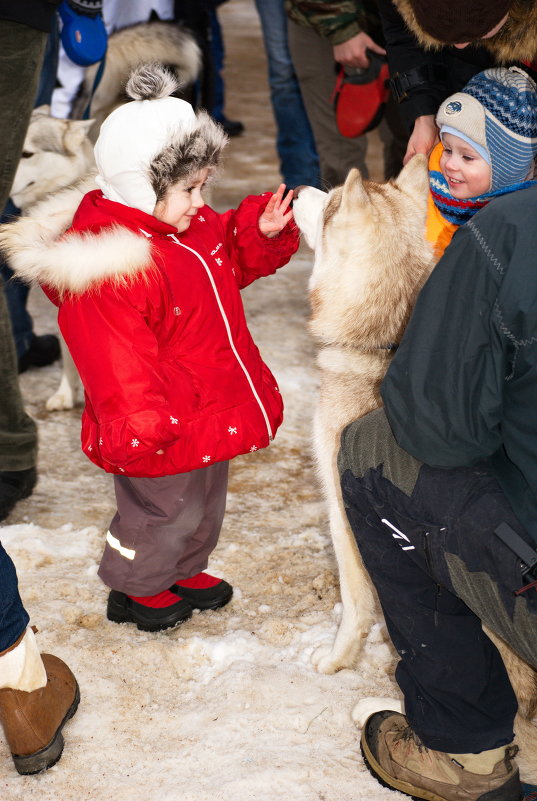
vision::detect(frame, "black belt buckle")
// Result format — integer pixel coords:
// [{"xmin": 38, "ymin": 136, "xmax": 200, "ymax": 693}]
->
[
  {"xmin": 389, "ymin": 72, "xmax": 411, "ymax": 103},
  {"xmin": 494, "ymin": 523, "xmax": 537, "ymax": 581}
]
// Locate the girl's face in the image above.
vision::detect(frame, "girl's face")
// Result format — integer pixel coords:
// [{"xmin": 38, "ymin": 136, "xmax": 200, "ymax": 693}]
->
[
  {"xmin": 153, "ymin": 168, "xmax": 209, "ymax": 232},
  {"xmin": 439, "ymin": 133, "xmax": 492, "ymax": 198}
]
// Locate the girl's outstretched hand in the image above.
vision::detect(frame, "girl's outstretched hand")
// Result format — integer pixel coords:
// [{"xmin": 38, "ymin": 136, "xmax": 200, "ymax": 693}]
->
[{"xmin": 258, "ymin": 184, "xmax": 294, "ymax": 238}]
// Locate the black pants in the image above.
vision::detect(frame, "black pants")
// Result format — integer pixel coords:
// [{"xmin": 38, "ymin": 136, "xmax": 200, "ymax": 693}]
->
[{"xmin": 338, "ymin": 408, "xmax": 537, "ymax": 754}]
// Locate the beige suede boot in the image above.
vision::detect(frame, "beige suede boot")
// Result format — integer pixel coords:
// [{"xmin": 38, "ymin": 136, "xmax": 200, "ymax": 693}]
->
[
  {"xmin": 361, "ymin": 710, "xmax": 522, "ymax": 801},
  {"xmin": 0, "ymin": 628, "xmax": 79, "ymax": 774}
]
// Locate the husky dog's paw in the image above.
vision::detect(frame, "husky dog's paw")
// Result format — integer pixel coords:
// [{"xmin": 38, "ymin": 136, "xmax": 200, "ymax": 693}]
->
[
  {"xmin": 46, "ymin": 390, "xmax": 75, "ymax": 411},
  {"xmin": 351, "ymin": 697, "xmax": 402, "ymax": 727},
  {"xmin": 46, "ymin": 382, "xmax": 75, "ymax": 411},
  {"xmin": 311, "ymin": 644, "xmax": 353, "ymax": 674}
]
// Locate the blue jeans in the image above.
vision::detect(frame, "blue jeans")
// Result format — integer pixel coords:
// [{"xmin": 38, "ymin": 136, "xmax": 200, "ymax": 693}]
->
[
  {"xmin": 254, "ymin": 0, "xmax": 321, "ymax": 189},
  {"xmin": 1, "ymin": 201, "xmax": 32, "ymax": 360},
  {"xmin": 209, "ymin": 10, "xmax": 225, "ymax": 121},
  {"xmin": 0, "ymin": 542, "xmax": 29, "ymax": 652}
]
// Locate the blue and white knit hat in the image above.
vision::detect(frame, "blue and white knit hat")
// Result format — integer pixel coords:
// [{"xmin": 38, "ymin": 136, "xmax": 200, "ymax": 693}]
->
[{"xmin": 436, "ymin": 67, "xmax": 537, "ymax": 191}]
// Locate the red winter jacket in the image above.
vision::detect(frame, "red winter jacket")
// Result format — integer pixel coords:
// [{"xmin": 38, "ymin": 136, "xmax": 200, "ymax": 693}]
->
[{"xmin": 35, "ymin": 188, "xmax": 299, "ymax": 477}]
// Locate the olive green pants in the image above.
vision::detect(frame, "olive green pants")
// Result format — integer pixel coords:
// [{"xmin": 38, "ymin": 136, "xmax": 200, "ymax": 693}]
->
[{"xmin": 0, "ymin": 20, "xmax": 47, "ymax": 471}]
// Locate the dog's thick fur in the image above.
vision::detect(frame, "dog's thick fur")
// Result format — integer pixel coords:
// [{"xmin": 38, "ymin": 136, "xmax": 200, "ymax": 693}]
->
[
  {"xmin": 10, "ymin": 107, "xmax": 95, "ymax": 214},
  {"xmin": 293, "ymin": 156, "xmax": 537, "ymax": 781}
]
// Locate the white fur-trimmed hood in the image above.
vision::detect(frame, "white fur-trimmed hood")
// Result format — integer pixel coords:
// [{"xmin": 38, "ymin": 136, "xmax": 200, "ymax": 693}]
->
[{"xmin": 0, "ymin": 175, "xmax": 153, "ymax": 296}]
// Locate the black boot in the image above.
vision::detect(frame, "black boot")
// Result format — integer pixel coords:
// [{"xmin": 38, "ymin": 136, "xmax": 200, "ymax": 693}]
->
[
  {"xmin": 18, "ymin": 334, "xmax": 60, "ymax": 373},
  {"xmin": 0, "ymin": 467, "xmax": 37, "ymax": 522}
]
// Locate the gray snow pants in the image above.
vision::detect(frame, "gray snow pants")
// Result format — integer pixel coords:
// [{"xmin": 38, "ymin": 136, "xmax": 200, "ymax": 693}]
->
[{"xmin": 98, "ymin": 462, "xmax": 229, "ymax": 596}]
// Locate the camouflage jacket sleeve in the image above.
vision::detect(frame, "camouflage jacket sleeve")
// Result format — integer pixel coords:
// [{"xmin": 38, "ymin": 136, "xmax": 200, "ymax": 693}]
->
[{"xmin": 285, "ymin": 0, "xmax": 383, "ymax": 45}]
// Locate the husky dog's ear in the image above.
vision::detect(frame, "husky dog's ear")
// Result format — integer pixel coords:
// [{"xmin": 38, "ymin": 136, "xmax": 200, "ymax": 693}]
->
[
  {"xmin": 340, "ymin": 167, "xmax": 368, "ymax": 211},
  {"xmin": 62, "ymin": 120, "xmax": 95, "ymax": 155},
  {"xmin": 32, "ymin": 105, "xmax": 51, "ymax": 118},
  {"xmin": 394, "ymin": 153, "xmax": 429, "ymax": 200}
]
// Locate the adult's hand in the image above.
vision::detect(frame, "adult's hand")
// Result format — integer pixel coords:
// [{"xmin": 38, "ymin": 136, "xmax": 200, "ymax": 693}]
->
[
  {"xmin": 403, "ymin": 114, "xmax": 438, "ymax": 164},
  {"xmin": 333, "ymin": 32, "xmax": 386, "ymax": 70}
]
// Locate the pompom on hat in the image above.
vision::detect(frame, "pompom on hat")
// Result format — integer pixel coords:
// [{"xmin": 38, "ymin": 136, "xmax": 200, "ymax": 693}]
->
[
  {"xmin": 94, "ymin": 64, "xmax": 227, "ymax": 215},
  {"xmin": 436, "ymin": 67, "xmax": 537, "ymax": 192},
  {"xmin": 407, "ymin": 0, "xmax": 512, "ymax": 45}
]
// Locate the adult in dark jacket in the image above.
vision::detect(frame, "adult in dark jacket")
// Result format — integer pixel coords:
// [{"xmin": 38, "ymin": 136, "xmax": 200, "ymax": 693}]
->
[
  {"xmin": 338, "ymin": 186, "xmax": 537, "ymax": 800},
  {"xmin": 377, "ymin": 0, "xmax": 537, "ymax": 163}
]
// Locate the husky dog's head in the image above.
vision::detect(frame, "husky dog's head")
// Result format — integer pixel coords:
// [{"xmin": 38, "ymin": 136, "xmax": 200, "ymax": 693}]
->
[
  {"xmin": 10, "ymin": 106, "xmax": 95, "ymax": 212},
  {"xmin": 293, "ymin": 155, "xmax": 434, "ymax": 350}
]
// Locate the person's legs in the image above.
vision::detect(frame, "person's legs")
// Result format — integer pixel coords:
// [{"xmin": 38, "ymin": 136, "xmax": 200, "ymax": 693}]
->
[
  {"xmin": 287, "ymin": 19, "xmax": 368, "ymax": 188},
  {"xmin": 1, "ymin": 23, "xmax": 61, "ymax": 368},
  {"xmin": 338, "ymin": 409, "xmax": 529, "ymax": 799},
  {"xmin": 0, "ymin": 542, "xmax": 30, "ymax": 653},
  {"xmin": 0, "ymin": 21, "xmax": 46, "ymax": 518},
  {"xmin": 0, "ymin": 20, "xmax": 79, "ymax": 773},
  {"xmin": 0, "ymin": 22, "xmax": 47, "ymax": 212},
  {"xmin": 339, "ymin": 408, "xmax": 536, "ymax": 752},
  {"xmin": 99, "ymin": 462, "xmax": 229, "ymax": 596},
  {"xmin": 1, "ymin": 200, "xmax": 33, "ymax": 361},
  {"xmin": 254, "ymin": 0, "xmax": 320, "ymax": 188},
  {"xmin": 0, "ymin": 285, "xmax": 37, "ymax": 520},
  {"xmin": 34, "ymin": 17, "xmax": 60, "ymax": 109}
]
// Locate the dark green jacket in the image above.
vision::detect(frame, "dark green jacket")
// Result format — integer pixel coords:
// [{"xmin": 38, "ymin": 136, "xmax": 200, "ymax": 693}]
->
[
  {"xmin": 382, "ymin": 186, "xmax": 537, "ymax": 545},
  {"xmin": 285, "ymin": 0, "xmax": 383, "ymax": 45}
]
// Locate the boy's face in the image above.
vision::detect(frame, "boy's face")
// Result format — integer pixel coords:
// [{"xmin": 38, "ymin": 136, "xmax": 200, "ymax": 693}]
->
[
  {"xmin": 439, "ymin": 133, "xmax": 492, "ymax": 198},
  {"xmin": 153, "ymin": 168, "xmax": 209, "ymax": 232}
]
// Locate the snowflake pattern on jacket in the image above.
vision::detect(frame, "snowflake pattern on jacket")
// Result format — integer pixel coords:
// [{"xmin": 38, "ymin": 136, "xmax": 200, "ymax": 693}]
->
[{"xmin": 5, "ymin": 186, "xmax": 299, "ymax": 477}]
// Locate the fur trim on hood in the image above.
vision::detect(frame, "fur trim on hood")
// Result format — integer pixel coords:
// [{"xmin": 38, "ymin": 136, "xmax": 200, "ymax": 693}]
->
[
  {"xmin": 394, "ymin": 0, "xmax": 537, "ymax": 63},
  {"xmin": 0, "ymin": 176, "xmax": 153, "ymax": 297}
]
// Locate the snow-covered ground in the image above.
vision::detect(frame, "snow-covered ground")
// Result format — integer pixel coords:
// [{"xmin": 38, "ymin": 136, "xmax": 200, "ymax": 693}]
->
[{"xmin": 0, "ymin": 3, "xmax": 406, "ymax": 798}]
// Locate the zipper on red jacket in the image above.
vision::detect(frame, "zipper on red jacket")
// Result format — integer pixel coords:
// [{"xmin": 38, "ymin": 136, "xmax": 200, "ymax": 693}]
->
[{"xmin": 169, "ymin": 234, "xmax": 274, "ymax": 441}]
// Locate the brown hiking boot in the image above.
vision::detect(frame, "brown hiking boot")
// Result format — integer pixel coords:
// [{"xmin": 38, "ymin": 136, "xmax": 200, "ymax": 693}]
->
[
  {"xmin": 0, "ymin": 653, "xmax": 80, "ymax": 775},
  {"xmin": 361, "ymin": 710, "xmax": 522, "ymax": 801}
]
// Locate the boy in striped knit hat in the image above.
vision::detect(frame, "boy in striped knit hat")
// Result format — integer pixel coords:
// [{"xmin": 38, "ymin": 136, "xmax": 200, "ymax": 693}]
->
[{"xmin": 426, "ymin": 66, "xmax": 537, "ymax": 258}]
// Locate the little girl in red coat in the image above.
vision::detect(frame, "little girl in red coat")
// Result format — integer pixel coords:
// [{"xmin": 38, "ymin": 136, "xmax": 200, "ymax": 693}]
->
[{"xmin": 5, "ymin": 64, "xmax": 299, "ymax": 631}]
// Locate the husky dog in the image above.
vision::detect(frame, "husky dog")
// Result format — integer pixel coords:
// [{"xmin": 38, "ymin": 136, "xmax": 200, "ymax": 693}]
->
[
  {"xmin": 7, "ymin": 22, "xmax": 201, "ymax": 411},
  {"xmin": 293, "ymin": 155, "xmax": 435, "ymax": 675},
  {"xmin": 10, "ymin": 108, "xmax": 95, "ymax": 214},
  {"xmin": 76, "ymin": 21, "xmax": 201, "ymax": 138},
  {"xmin": 293, "ymin": 156, "xmax": 537, "ymax": 782},
  {"xmin": 9, "ymin": 108, "xmax": 96, "ymax": 411}
]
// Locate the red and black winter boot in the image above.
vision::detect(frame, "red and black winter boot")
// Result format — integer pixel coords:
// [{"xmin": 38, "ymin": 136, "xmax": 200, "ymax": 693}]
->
[
  {"xmin": 172, "ymin": 572, "xmax": 233, "ymax": 610},
  {"xmin": 107, "ymin": 589, "xmax": 192, "ymax": 631}
]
